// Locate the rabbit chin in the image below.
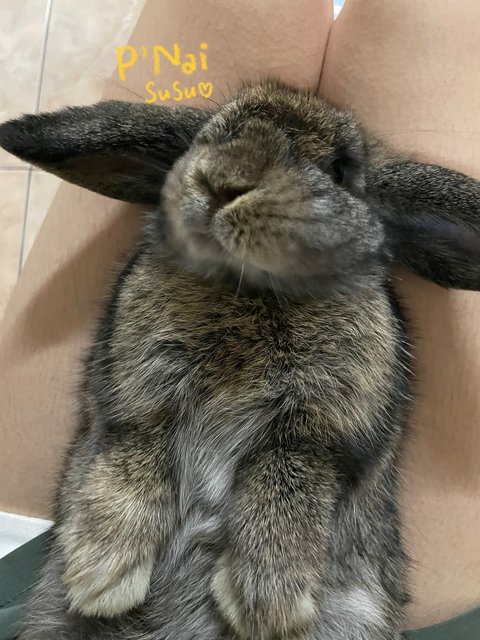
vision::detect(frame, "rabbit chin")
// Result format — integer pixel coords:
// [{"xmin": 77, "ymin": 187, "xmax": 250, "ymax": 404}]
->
[
  {"xmin": 167, "ymin": 243, "xmax": 380, "ymax": 298},
  {"xmin": 158, "ymin": 206, "xmax": 385, "ymax": 294}
]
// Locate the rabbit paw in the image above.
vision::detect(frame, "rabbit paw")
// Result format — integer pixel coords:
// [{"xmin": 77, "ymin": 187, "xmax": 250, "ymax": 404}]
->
[
  {"xmin": 63, "ymin": 558, "xmax": 153, "ymax": 617},
  {"xmin": 61, "ymin": 536, "xmax": 155, "ymax": 618},
  {"xmin": 63, "ymin": 548, "xmax": 155, "ymax": 618},
  {"xmin": 211, "ymin": 551, "xmax": 316, "ymax": 639}
]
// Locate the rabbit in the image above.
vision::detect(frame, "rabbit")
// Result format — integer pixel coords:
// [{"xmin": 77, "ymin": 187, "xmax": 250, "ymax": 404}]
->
[{"xmin": 1, "ymin": 79, "xmax": 480, "ymax": 640}]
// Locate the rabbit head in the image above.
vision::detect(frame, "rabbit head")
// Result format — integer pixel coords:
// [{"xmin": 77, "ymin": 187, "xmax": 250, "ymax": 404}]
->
[
  {"xmin": 159, "ymin": 83, "xmax": 381, "ymax": 291},
  {"xmin": 1, "ymin": 80, "xmax": 479, "ymax": 292}
]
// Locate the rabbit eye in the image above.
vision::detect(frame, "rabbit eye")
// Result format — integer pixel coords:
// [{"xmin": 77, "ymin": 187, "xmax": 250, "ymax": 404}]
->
[{"xmin": 329, "ymin": 158, "xmax": 345, "ymax": 185}]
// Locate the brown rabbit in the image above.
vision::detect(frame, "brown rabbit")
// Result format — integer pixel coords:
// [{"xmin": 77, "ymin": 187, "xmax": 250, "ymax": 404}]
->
[{"xmin": 1, "ymin": 81, "xmax": 480, "ymax": 640}]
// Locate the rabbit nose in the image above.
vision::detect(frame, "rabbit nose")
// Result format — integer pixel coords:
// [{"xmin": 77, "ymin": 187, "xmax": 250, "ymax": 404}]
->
[
  {"xmin": 198, "ymin": 173, "xmax": 254, "ymax": 211},
  {"xmin": 210, "ymin": 185, "xmax": 253, "ymax": 209}
]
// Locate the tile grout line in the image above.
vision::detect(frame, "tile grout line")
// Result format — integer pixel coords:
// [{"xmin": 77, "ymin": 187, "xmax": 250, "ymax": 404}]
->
[
  {"xmin": 18, "ymin": 167, "xmax": 34, "ymax": 274},
  {"xmin": 33, "ymin": 0, "xmax": 54, "ymax": 115},
  {"xmin": 18, "ymin": 0, "xmax": 54, "ymax": 274},
  {"xmin": 0, "ymin": 166, "xmax": 32, "ymax": 172}
]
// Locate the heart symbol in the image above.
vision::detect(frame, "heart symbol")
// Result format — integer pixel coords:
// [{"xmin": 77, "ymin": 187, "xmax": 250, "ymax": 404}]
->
[{"xmin": 198, "ymin": 82, "xmax": 213, "ymax": 99}]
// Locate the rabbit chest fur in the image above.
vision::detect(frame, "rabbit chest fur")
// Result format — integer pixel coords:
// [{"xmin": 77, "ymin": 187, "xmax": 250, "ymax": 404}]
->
[{"xmin": 20, "ymin": 244, "xmax": 410, "ymax": 640}]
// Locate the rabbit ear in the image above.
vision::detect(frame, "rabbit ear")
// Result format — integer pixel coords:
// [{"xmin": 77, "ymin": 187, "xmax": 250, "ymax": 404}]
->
[
  {"xmin": 368, "ymin": 160, "xmax": 480, "ymax": 290},
  {"xmin": 0, "ymin": 100, "xmax": 211, "ymax": 205}
]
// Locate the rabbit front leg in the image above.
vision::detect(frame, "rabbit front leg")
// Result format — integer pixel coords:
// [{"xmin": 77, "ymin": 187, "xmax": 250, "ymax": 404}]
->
[
  {"xmin": 57, "ymin": 431, "xmax": 176, "ymax": 618},
  {"xmin": 212, "ymin": 446, "xmax": 335, "ymax": 639}
]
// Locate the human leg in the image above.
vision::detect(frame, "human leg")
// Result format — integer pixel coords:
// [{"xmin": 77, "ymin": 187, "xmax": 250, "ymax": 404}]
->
[{"xmin": 321, "ymin": 0, "xmax": 480, "ymax": 627}]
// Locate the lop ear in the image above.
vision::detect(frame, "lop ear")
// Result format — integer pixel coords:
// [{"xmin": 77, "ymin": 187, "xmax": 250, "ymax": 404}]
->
[
  {"xmin": 368, "ymin": 159, "xmax": 480, "ymax": 290},
  {"xmin": 0, "ymin": 101, "xmax": 211, "ymax": 205}
]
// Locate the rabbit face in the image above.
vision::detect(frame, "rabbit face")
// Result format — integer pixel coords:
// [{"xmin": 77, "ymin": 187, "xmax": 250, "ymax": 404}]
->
[
  {"xmin": 160, "ymin": 84, "xmax": 386, "ymax": 292},
  {"xmin": 3, "ymin": 79, "xmax": 479, "ymax": 292}
]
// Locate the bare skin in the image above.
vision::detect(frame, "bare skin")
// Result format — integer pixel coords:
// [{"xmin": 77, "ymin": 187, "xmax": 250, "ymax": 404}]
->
[{"xmin": 1, "ymin": 0, "xmax": 479, "ymax": 631}]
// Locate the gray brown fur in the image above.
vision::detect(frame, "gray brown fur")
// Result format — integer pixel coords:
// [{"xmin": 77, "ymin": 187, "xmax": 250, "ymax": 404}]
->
[{"xmin": 2, "ymin": 80, "xmax": 480, "ymax": 640}]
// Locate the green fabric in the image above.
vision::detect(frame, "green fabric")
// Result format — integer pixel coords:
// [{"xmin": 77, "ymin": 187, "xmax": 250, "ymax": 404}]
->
[
  {"xmin": 403, "ymin": 607, "xmax": 480, "ymax": 639},
  {"xmin": 0, "ymin": 531, "xmax": 51, "ymax": 640},
  {"xmin": 0, "ymin": 531, "xmax": 478, "ymax": 639}
]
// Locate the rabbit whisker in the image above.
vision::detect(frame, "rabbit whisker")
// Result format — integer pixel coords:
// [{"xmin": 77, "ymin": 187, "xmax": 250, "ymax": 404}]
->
[{"xmin": 234, "ymin": 262, "xmax": 245, "ymax": 300}]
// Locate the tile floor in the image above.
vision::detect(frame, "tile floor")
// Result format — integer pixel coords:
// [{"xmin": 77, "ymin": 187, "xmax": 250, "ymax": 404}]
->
[{"xmin": 0, "ymin": 0, "xmax": 145, "ymax": 319}]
